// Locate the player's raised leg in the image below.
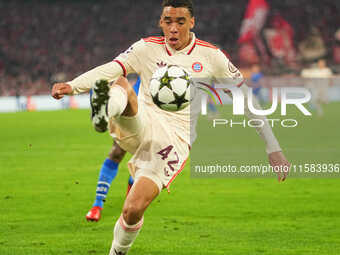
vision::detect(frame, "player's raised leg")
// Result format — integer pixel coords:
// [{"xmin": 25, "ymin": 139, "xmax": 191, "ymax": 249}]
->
[
  {"xmin": 109, "ymin": 177, "xmax": 160, "ymax": 255},
  {"xmin": 90, "ymin": 77, "xmax": 138, "ymax": 132}
]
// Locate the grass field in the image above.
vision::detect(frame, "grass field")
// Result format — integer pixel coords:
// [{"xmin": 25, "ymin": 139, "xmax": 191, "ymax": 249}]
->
[{"xmin": 1, "ymin": 103, "xmax": 340, "ymax": 255}]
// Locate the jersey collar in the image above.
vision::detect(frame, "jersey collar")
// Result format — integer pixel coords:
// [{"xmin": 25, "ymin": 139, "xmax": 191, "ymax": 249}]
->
[{"xmin": 164, "ymin": 32, "xmax": 197, "ymax": 56}]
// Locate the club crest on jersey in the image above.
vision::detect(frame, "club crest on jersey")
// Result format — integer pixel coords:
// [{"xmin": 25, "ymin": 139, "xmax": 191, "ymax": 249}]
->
[{"xmin": 192, "ymin": 62, "xmax": 203, "ymax": 72}]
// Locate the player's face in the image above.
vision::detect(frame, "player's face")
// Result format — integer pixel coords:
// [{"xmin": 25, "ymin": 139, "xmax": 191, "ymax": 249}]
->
[{"xmin": 159, "ymin": 7, "xmax": 195, "ymax": 50}]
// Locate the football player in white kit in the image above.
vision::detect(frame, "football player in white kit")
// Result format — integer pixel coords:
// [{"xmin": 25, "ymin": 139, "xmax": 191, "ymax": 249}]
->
[{"xmin": 51, "ymin": 0, "xmax": 290, "ymax": 254}]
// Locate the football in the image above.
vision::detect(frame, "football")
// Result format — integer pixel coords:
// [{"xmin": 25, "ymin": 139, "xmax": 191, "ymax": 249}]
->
[{"xmin": 149, "ymin": 65, "xmax": 193, "ymax": 111}]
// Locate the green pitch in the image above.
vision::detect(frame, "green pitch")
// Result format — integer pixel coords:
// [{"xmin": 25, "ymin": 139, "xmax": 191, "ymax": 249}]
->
[{"xmin": 0, "ymin": 103, "xmax": 340, "ymax": 255}]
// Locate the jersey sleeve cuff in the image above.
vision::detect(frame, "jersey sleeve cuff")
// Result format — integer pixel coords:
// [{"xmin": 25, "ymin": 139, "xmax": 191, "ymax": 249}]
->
[
  {"xmin": 266, "ymin": 144, "xmax": 282, "ymax": 154},
  {"xmin": 113, "ymin": 60, "xmax": 127, "ymax": 77},
  {"xmin": 66, "ymin": 81, "xmax": 76, "ymax": 95}
]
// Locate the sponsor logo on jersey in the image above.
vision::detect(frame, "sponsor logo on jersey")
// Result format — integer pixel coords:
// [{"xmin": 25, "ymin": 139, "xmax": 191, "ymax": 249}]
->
[{"xmin": 192, "ymin": 62, "xmax": 203, "ymax": 72}]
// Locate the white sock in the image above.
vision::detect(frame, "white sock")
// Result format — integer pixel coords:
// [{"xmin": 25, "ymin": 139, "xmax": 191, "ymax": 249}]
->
[
  {"xmin": 108, "ymin": 85, "xmax": 128, "ymax": 118},
  {"xmin": 109, "ymin": 215, "xmax": 144, "ymax": 255}
]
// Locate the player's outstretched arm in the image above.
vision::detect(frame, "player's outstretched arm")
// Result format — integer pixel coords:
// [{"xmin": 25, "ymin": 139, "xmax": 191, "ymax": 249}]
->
[
  {"xmin": 224, "ymin": 83, "xmax": 291, "ymax": 181},
  {"xmin": 51, "ymin": 83, "xmax": 72, "ymax": 100},
  {"xmin": 213, "ymin": 50, "xmax": 290, "ymax": 181},
  {"xmin": 67, "ymin": 61, "xmax": 125, "ymax": 95},
  {"xmin": 240, "ymin": 84, "xmax": 291, "ymax": 181},
  {"xmin": 52, "ymin": 60, "xmax": 127, "ymax": 98},
  {"xmin": 64, "ymin": 40, "xmax": 144, "ymax": 95}
]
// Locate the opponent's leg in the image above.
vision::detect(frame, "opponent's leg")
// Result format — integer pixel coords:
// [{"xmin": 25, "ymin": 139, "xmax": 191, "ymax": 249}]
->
[
  {"xmin": 99, "ymin": 78, "xmax": 138, "ymax": 191},
  {"xmin": 86, "ymin": 141, "xmax": 127, "ymax": 222},
  {"xmin": 109, "ymin": 177, "xmax": 160, "ymax": 255},
  {"xmin": 88, "ymin": 77, "xmax": 137, "ymax": 222}
]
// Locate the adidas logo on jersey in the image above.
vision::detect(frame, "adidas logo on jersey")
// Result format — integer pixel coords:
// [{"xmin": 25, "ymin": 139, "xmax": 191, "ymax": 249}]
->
[{"xmin": 157, "ymin": 61, "xmax": 167, "ymax": 68}]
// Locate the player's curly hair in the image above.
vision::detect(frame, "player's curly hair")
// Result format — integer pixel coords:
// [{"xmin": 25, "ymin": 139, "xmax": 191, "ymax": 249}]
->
[{"xmin": 162, "ymin": 0, "xmax": 194, "ymax": 17}]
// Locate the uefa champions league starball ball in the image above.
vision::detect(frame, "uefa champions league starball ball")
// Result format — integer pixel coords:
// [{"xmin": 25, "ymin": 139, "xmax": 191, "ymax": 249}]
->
[{"xmin": 149, "ymin": 65, "xmax": 194, "ymax": 111}]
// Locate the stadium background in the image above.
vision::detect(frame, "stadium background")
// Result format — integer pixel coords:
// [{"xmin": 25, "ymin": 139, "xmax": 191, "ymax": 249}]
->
[
  {"xmin": 1, "ymin": 0, "xmax": 340, "ymax": 254},
  {"xmin": 1, "ymin": 0, "xmax": 340, "ymax": 98}
]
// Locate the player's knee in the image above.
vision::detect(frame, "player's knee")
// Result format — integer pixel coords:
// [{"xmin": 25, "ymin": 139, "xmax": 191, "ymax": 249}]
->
[
  {"xmin": 108, "ymin": 146, "xmax": 126, "ymax": 163},
  {"xmin": 114, "ymin": 76, "xmax": 137, "ymax": 117},
  {"xmin": 109, "ymin": 151, "xmax": 125, "ymax": 163},
  {"xmin": 115, "ymin": 77, "xmax": 132, "ymax": 94},
  {"xmin": 122, "ymin": 203, "xmax": 144, "ymax": 225},
  {"xmin": 116, "ymin": 77, "xmax": 135, "ymax": 99}
]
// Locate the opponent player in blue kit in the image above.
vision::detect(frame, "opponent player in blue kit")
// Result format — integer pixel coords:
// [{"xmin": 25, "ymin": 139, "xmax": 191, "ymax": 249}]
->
[{"xmin": 86, "ymin": 77, "xmax": 140, "ymax": 222}]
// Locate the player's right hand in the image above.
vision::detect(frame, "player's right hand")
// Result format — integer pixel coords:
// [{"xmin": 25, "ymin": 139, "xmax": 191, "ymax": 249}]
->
[{"xmin": 51, "ymin": 83, "xmax": 72, "ymax": 100}]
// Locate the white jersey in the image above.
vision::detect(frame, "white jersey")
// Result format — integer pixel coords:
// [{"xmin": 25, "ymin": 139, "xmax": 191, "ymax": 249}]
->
[
  {"xmin": 68, "ymin": 32, "xmax": 281, "ymax": 153},
  {"xmin": 115, "ymin": 33, "xmax": 245, "ymax": 145}
]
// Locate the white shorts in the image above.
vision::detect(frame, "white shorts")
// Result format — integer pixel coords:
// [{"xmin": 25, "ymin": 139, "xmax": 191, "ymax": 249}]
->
[{"xmin": 109, "ymin": 104, "xmax": 190, "ymax": 192}]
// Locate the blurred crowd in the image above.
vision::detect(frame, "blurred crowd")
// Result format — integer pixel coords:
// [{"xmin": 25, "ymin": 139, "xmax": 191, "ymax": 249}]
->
[{"xmin": 0, "ymin": 0, "xmax": 340, "ymax": 96}]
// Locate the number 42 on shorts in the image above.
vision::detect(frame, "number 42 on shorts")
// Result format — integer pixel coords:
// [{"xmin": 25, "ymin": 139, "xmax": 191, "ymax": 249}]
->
[{"xmin": 157, "ymin": 145, "xmax": 179, "ymax": 177}]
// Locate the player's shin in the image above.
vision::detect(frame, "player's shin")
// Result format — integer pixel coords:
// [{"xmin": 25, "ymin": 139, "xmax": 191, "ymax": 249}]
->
[
  {"xmin": 108, "ymin": 86, "xmax": 128, "ymax": 118},
  {"xmin": 93, "ymin": 159, "xmax": 119, "ymax": 208},
  {"xmin": 110, "ymin": 215, "xmax": 144, "ymax": 255}
]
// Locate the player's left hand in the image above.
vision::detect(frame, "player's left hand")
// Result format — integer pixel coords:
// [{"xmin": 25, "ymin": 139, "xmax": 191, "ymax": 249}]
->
[{"xmin": 268, "ymin": 151, "xmax": 290, "ymax": 182}]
